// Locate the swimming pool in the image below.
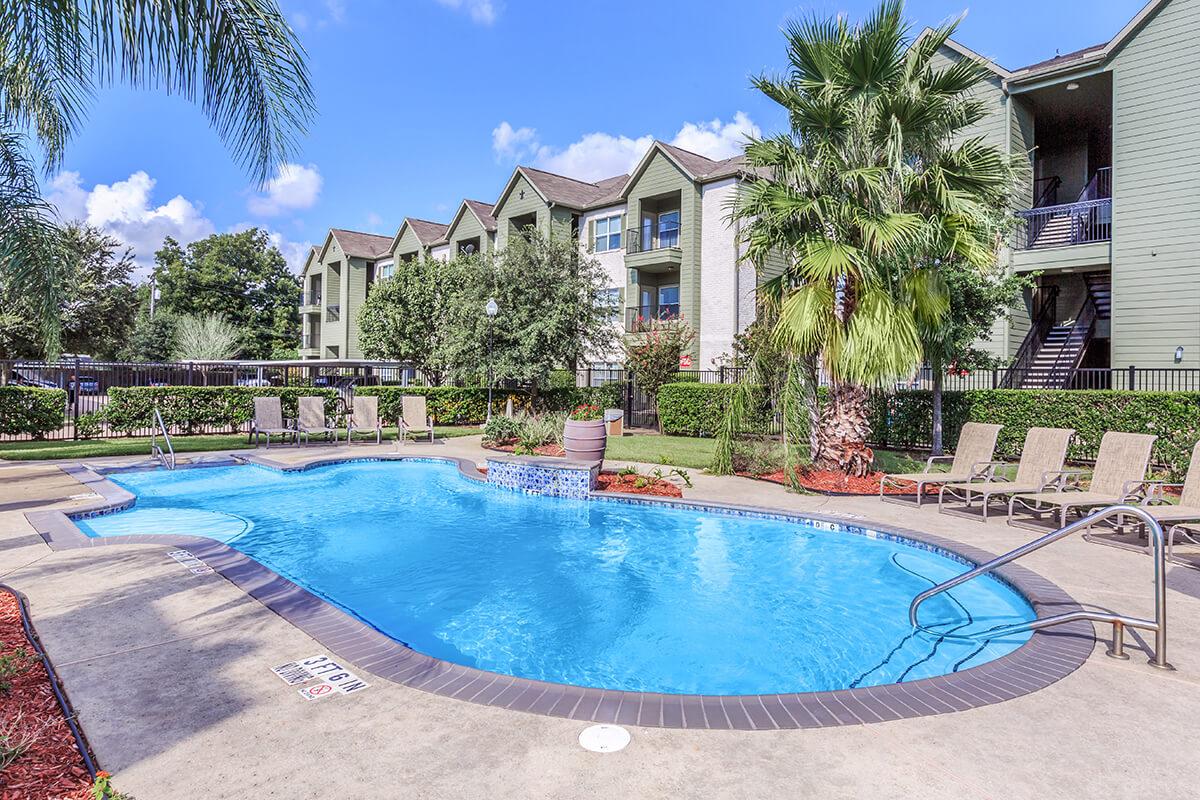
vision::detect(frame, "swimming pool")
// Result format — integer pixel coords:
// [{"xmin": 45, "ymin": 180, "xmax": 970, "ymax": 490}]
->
[{"xmin": 77, "ymin": 459, "xmax": 1034, "ymax": 696}]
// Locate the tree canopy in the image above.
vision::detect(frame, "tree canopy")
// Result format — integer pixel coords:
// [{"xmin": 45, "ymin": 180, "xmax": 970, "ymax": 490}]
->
[{"xmin": 153, "ymin": 229, "xmax": 300, "ymax": 360}]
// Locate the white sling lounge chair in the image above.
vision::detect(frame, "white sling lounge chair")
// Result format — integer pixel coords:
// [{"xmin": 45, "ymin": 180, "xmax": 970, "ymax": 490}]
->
[
  {"xmin": 347, "ymin": 395, "xmax": 382, "ymax": 445},
  {"xmin": 938, "ymin": 427, "xmax": 1076, "ymax": 521},
  {"xmin": 297, "ymin": 395, "xmax": 339, "ymax": 446},
  {"xmin": 397, "ymin": 395, "xmax": 434, "ymax": 446},
  {"xmin": 879, "ymin": 422, "xmax": 1002, "ymax": 507},
  {"xmin": 1007, "ymin": 431, "xmax": 1157, "ymax": 530},
  {"xmin": 251, "ymin": 396, "xmax": 295, "ymax": 448}
]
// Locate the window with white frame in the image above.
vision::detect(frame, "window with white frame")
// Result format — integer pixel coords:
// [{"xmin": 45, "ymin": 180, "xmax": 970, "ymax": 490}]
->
[
  {"xmin": 593, "ymin": 214, "xmax": 622, "ymax": 252},
  {"xmin": 596, "ymin": 287, "xmax": 621, "ymax": 321}
]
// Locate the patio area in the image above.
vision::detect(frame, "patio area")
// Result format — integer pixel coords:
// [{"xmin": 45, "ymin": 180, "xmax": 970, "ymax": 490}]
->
[{"xmin": 1, "ymin": 435, "xmax": 1197, "ymax": 798}]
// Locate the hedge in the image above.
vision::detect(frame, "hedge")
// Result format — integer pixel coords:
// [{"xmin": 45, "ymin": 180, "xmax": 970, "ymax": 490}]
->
[
  {"xmin": 357, "ymin": 384, "xmax": 626, "ymax": 425},
  {"xmin": 877, "ymin": 389, "xmax": 1200, "ymax": 478},
  {"xmin": 0, "ymin": 386, "xmax": 66, "ymax": 438},
  {"xmin": 657, "ymin": 382, "xmax": 772, "ymax": 436},
  {"xmin": 104, "ymin": 387, "xmax": 338, "ymax": 434}
]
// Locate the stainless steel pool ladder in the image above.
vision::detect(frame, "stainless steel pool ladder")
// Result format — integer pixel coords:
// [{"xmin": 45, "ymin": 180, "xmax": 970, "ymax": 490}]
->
[
  {"xmin": 908, "ymin": 505, "xmax": 1172, "ymax": 670},
  {"xmin": 150, "ymin": 405, "xmax": 176, "ymax": 470}
]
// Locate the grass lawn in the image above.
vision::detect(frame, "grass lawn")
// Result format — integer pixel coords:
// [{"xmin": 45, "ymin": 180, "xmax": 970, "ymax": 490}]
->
[{"xmin": 0, "ymin": 426, "xmax": 481, "ymax": 461}]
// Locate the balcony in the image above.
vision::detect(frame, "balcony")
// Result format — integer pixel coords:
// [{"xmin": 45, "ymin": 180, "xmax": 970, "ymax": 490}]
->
[
  {"xmin": 299, "ymin": 291, "xmax": 322, "ymax": 314},
  {"xmin": 625, "ymin": 218, "xmax": 683, "ymax": 272},
  {"xmin": 625, "ymin": 303, "xmax": 681, "ymax": 333},
  {"xmin": 299, "ymin": 333, "xmax": 321, "ymax": 358},
  {"xmin": 1015, "ymin": 168, "xmax": 1112, "ymax": 251}
]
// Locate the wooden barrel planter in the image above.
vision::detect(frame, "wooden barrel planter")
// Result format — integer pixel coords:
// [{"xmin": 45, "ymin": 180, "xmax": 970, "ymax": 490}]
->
[{"xmin": 563, "ymin": 419, "xmax": 607, "ymax": 462}]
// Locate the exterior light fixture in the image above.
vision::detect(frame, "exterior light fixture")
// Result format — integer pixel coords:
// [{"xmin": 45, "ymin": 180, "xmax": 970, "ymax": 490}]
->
[
  {"xmin": 1175, "ymin": 346, "xmax": 1184, "ymax": 364},
  {"xmin": 486, "ymin": 298, "xmax": 498, "ymax": 318},
  {"xmin": 485, "ymin": 298, "xmax": 499, "ymax": 422},
  {"xmin": 1066, "ymin": 82, "xmax": 1080, "ymax": 90}
]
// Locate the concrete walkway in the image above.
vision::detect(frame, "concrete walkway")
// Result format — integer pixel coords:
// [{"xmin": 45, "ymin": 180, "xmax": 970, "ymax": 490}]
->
[{"xmin": 2, "ymin": 437, "xmax": 1198, "ymax": 799}]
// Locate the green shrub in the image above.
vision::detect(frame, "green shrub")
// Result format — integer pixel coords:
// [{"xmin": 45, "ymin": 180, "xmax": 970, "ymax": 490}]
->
[
  {"xmin": 537, "ymin": 383, "xmax": 624, "ymax": 415},
  {"xmin": 520, "ymin": 412, "xmax": 565, "ymax": 447},
  {"xmin": 482, "ymin": 415, "xmax": 522, "ymax": 444},
  {"xmin": 0, "ymin": 387, "xmax": 66, "ymax": 438},
  {"xmin": 874, "ymin": 390, "xmax": 1200, "ymax": 479},
  {"xmin": 357, "ymin": 386, "xmax": 526, "ymax": 425},
  {"xmin": 104, "ymin": 387, "xmax": 337, "ymax": 435},
  {"xmin": 656, "ymin": 382, "xmax": 772, "ymax": 436}
]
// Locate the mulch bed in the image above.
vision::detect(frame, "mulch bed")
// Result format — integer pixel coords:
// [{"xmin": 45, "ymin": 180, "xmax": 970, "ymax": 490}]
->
[
  {"xmin": 747, "ymin": 466, "xmax": 938, "ymax": 496},
  {"xmin": 482, "ymin": 442, "xmax": 566, "ymax": 457},
  {"xmin": 0, "ymin": 590, "xmax": 93, "ymax": 800},
  {"xmin": 594, "ymin": 472, "xmax": 683, "ymax": 498}
]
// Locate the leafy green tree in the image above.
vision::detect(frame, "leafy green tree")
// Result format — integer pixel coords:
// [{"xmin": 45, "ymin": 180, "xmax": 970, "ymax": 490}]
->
[
  {"xmin": 357, "ymin": 256, "xmax": 454, "ymax": 385},
  {"xmin": 153, "ymin": 229, "xmax": 300, "ymax": 359},
  {"xmin": 172, "ymin": 313, "xmax": 242, "ymax": 361},
  {"xmin": 622, "ymin": 319, "xmax": 697, "ymax": 422},
  {"xmin": 0, "ymin": 0, "xmax": 315, "ymax": 355},
  {"xmin": 734, "ymin": 2, "xmax": 1012, "ymax": 475},
  {"xmin": 122, "ymin": 310, "xmax": 179, "ymax": 363},
  {"xmin": 0, "ymin": 223, "xmax": 138, "ymax": 359},
  {"xmin": 439, "ymin": 233, "xmax": 613, "ymax": 393}
]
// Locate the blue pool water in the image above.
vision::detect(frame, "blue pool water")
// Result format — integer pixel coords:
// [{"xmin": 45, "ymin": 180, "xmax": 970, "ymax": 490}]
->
[{"xmin": 78, "ymin": 461, "xmax": 1034, "ymax": 695}]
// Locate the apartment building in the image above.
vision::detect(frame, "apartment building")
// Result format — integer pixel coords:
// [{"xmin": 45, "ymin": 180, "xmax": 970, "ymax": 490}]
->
[
  {"xmin": 938, "ymin": 0, "xmax": 1200, "ymax": 385},
  {"xmin": 300, "ymin": 140, "xmax": 760, "ymax": 367}
]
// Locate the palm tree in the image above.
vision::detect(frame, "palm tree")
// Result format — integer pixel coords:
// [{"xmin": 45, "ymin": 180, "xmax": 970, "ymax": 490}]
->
[
  {"xmin": 0, "ymin": 1, "xmax": 316, "ymax": 357},
  {"xmin": 733, "ymin": 0, "xmax": 1012, "ymax": 476}
]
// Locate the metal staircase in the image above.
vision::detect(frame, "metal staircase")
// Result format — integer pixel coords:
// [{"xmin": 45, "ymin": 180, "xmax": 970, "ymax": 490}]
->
[{"xmin": 1003, "ymin": 273, "xmax": 1111, "ymax": 390}]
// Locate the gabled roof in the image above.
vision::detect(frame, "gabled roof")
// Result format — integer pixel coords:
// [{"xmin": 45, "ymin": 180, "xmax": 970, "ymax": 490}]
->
[
  {"xmin": 493, "ymin": 165, "xmax": 635, "ymax": 213},
  {"xmin": 620, "ymin": 141, "xmax": 751, "ymax": 198},
  {"xmin": 300, "ymin": 245, "xmax": 319, "ymax": 276},
  {"xmin": 329, "ymin": 228, "xmax": 394, "ymax": 259},
  {"xmin": 445, "ymin": 200, "xmax": 497, "ymax": 242},
  {"xmin": 390, "ymin": 217, "xmax": 450, "ymax": 252}
]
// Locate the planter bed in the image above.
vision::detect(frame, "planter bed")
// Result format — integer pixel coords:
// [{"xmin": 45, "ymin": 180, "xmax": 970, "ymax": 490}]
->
[
  {"xmin": 746, "ymin": 467, "xmax": 941, "ymax": 496},
  {"xmin": 0, "ymin": 589, "xmax": 94, "ymax": 800}
]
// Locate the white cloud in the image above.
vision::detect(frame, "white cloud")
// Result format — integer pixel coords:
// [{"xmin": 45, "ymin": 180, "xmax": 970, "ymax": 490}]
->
[
  {"xmin": 47, "ymin": 171, "xmax": 215, "ymax": 274},
  {"xmin": 436, "ymin": 0, "xmax": 498, "ymax": 25},
  {"xmin": 489, "ymin": 113, "xmax": 759, "ymax": 182},
  {"xmin": 324, "ymin": 0, "xmax": 346, "ymax": 24},
  {"xmin": 228, "ymin": 222, "xmax": 313, "ymax": 274},
  {"xmin": 365, "ymin": 211, "xmax": 384, "ymax": 231},
  {"xmin": 247, "ymin": 162, "xmax": 323, "ymax": 216}
]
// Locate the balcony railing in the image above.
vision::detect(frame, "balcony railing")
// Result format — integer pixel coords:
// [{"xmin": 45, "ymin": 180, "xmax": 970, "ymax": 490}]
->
[
  {"xmin": 625, "ymin": 303, "xmax": 681, "ymax": 332},
  {"xmin": 301, "ymin": 291, "xmax": 322, "ymax": 307},
  {"xmin": 1015, "ymin": 198, "xmax": 1112, "ymax": 250},
  {"xmin": 627, "ymin": 219, "xmax": 682, "ymax": 254},
  {"xmin": 301, "ymin": 334, "xmax": 321, "ymax": 350}
]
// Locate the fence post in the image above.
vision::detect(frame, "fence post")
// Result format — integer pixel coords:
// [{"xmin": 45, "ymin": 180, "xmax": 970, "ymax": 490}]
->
[
  {"xmin": 991, "ymin": 368, "xmax": 998, "ymax": 389},
  {"xmin": 188, "ymin": 361, "xmax": 194, "ymax": 386},
  {"xmin": 71, "ymin": 356, "xmax": 80, "ymax": 440},
  {"xmin": 624, "ymin": 376, "xmax": 633, "ymax": 427},
  {"xmin": 1128, "ymin": 364, "xmax": 1136, "ymax": 391}
]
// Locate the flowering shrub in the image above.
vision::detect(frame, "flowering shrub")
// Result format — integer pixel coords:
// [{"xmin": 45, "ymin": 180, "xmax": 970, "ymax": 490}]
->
[
  {"xmin": 622, "ymin": 318, "xmax": 697, "ymax": 412},
  {"xmin": 568, "ymin": 403, "xmax": 602, "ymax": 421}
]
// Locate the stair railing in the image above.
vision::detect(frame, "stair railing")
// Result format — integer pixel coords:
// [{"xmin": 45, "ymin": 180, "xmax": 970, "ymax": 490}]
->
[
  {"xmin": 1048, "ymin": 295, "xmax": 1097, "ymax": 389},
  {"xmin": 1000, "ymin": 286, "xmax": 1059, "ymax": 389}
]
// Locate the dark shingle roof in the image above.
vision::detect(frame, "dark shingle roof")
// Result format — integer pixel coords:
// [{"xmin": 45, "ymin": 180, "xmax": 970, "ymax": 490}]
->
[
  {"xmin": 463, "ymin": 200, "xmax": 497, "ymax": 232},
  {"xmin": 405, "ymin": 218, "xmax": 449, "ymax": 246},
  {"xmin": 519, "ymin": 167, "xmax": 628, "ymax": 209},
  {"xmin": 1017, "ymin": 42, "xmax": 1106, "ymax": 74},
  {"xmin": 331, "ymin": 228, "xmax": 394, "ymax": 259}
]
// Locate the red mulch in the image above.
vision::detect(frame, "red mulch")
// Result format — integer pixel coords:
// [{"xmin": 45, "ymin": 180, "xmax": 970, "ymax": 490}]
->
[
  {"xmin": 0, "ymin": 591, "xmax": 93, "ymax": 800},
  {"xmin": 595, "ymin": 472, "xmax": 684, "ymax": 498},
  {"xmin": 747, "ymin": 466, "xmax": 937, "ymax": 496},
  {"xmin": 483, "ymin": 442, "xmax": 566, "ymax": 457}
]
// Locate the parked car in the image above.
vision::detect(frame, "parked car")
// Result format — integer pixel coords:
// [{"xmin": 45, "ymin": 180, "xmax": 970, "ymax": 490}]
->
[
  {"xmin": 68, "ymin": 375, "xmax": 101, "ymax": 395},
  {"xmin": 9, "ymin": 370, "xmax": 58, "ymax": 389},
  {"xmin": 236, "ymin": 377, "xmax": 272, "ymax": 387}
]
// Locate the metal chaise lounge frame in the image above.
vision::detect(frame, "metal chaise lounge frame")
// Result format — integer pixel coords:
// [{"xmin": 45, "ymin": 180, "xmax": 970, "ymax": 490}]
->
[
  {"xmin": 1007, "ymin": 430, "xmax": 1158, "ymax": 531},
  {"xmin": 297, "ymin": 395, "xmax": 339, "ymax": 446},
  {"xmin": 397, "ymin": 394, "xmax": 434, "ymax": 447},
  {"xmin": 346, "ymin": 395, "xmax": 382, "ymax": 445},
  {"xmin": 938, "ymin": 427, "xmax": 1076, "ymax": 521},
  {"xmin": 879, "ymin": 422, "xmax": 1002, "ymax": 507},
  {"xmin": 251, "ymin": 396, "xmax": 295, "ymax": 449}
]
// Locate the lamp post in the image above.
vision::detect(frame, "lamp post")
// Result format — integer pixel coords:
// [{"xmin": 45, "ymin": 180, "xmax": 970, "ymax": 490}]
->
[{"xmin": 485, "ymin": 298, "xmax": 498, "ymax": 422}]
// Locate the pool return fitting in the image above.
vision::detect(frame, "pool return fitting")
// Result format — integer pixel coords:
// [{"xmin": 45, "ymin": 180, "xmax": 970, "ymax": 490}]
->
[{"xmin": 909, "ymin": 505, "xmax": 1172, "ymax": 670}]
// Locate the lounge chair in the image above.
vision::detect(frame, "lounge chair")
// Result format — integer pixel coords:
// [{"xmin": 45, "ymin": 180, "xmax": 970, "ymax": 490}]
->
[
  {"xmin": 879, "ymin": 422, "xmax": 1002, "ymax": 507},
  {"xmin": 251, "ymin": 396, "xmax": 295, "ymax": 448},
  {"xmin": 1007, "ymin": 431, "xmax": 1157, "ymax": 530},
  {"xmin": 938, "ymin": 427, "xmax": 1076, "ymax": 521},
  {"xmin": 397, "ymin": 395, "xmax": 434, "ymax": 446},
  {"xmin": 297, "ymin": 395, "xmax": 339, "ymax": 446},
  {"xmin": 346, "ymin": 395, "xmax": 382, "ymax": 445}
]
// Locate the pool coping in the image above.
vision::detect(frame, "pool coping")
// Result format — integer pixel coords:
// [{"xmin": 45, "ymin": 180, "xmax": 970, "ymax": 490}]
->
[{"xmin": 24, "ymin": 454, "xmax": 1095, "ymax": 731}]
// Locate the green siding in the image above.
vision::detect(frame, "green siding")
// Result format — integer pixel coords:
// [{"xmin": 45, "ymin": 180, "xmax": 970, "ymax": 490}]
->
[
  {"xmin": 446, "ymin": 205, "xmax": 493, "ymax": 254},
  {"xmin": 392, "ymin": 224, "xmax": 426, "ymax": 260},
  {"xmin": 1009, "ymin": 95, "xmax": 1036, "ymax": 210},
  {"xmin": 319, "ymin": 236, "xmax": 345, "ymax": 359},
  {"xmin": 346, "ymin": 256, "xmax": 371, "ymax": 359},
  {"xmin": 493, "ymin": 174, "xmax": 549, "ymax": 248},
  {"xmin": 1110, "ymin": 0, "xmax": 1200, "ymax": 368},
  {"xmin": 623, "ymin": 149, "xmax": 703, "ymax": 358}
]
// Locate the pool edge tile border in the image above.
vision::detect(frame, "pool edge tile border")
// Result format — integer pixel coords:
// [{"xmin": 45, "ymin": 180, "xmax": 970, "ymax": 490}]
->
[{"xmin": 25, "ymin": 455, "xmax": 1095, "ymax": 731}]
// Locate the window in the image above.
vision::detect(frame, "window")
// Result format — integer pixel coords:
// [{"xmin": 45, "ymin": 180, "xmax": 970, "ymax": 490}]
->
[
  {"xmin": 658, "ymin": 211, "xmax": 680, "ymax": 248},
  {"xmin": 596, "ymin": 288, "xmax": 621, "ymax": 322},
  {"xmin": 593, "ymin": 215, "xmax": 622, "ymax": 252},
  {"xmin": 376, "ymin": 260, "xmax": 394, "ymax": 280}
]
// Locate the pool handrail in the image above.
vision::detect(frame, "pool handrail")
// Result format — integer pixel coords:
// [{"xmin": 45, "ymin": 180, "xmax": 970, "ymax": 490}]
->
[
  {"xmin": 150, "ymin": 405, "xmax": 176, "ymax": 470},
  {"xmin": 908, "ymin": 504, "xmax": 1171, "ymax": 669}
]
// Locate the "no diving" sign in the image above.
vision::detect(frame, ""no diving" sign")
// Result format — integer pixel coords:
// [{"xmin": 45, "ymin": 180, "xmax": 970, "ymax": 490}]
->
[{"xmin": 271, "ymin": 654, "xmax": 370, "ymax": 700}]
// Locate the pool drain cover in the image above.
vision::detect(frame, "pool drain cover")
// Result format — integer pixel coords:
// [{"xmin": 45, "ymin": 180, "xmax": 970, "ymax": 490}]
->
[{"xmin": 578, "ymin": 724, "xmax": 630, "ymax": 753}]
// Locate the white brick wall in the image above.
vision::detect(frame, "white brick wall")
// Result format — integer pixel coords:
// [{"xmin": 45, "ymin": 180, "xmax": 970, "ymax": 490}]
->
[
  {"xmin": 580, "ymin": 203, "xmax": 629, "ymax": 363},
  {"xmin": 699, "ymin": 178, "xmax": 751, "ymax": 367}
]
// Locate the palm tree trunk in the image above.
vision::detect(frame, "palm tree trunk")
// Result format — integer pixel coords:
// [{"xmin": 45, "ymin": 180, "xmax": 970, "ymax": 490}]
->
[
  {"xmin": 931, "ymin": 368, "xmax": 944, "ymax": 456},
  {"xmin": 813, "ymin": 381, "xmax": 874, "ymax": 477}
]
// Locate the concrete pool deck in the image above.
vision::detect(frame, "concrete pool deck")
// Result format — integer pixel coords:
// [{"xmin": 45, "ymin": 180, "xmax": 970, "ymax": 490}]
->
[{"xmin": 2, "ymin": 437, "xmax": 1198, "ymax": 799}]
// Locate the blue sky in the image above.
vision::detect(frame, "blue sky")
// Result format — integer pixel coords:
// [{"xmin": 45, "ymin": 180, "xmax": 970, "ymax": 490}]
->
[{"xmin": 43, "ymin": 0, "xmax": 1150, "ymax": 275}]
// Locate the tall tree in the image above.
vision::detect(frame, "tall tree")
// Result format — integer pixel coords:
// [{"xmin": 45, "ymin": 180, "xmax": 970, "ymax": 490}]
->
[
  {"xmin": 0, "ymin": 0, "xmax": 316, "ymax": 355},
  {"xmin": 734, "ymin": 1, "xmax": 1012, "ymax": 475},
  {"xmin": 153, "ymin": 229, "xmax": 300, "ymax": 359},
  {"xmin": 0, "ymin": 223, "xmax": 138, "ymax": 359},
  {"xmin": 172, "ymin": 313, "xmax": 242, "ymax": 361},
  {"xmin": 357, "ymin": 256, "xmax": 455, "ymax": 385}
]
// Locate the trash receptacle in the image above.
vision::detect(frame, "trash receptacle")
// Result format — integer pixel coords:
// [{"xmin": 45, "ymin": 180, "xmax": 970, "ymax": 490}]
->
[{"xmin": 604, "ymin": 408, "xmax": 623, "ymax": 438}]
